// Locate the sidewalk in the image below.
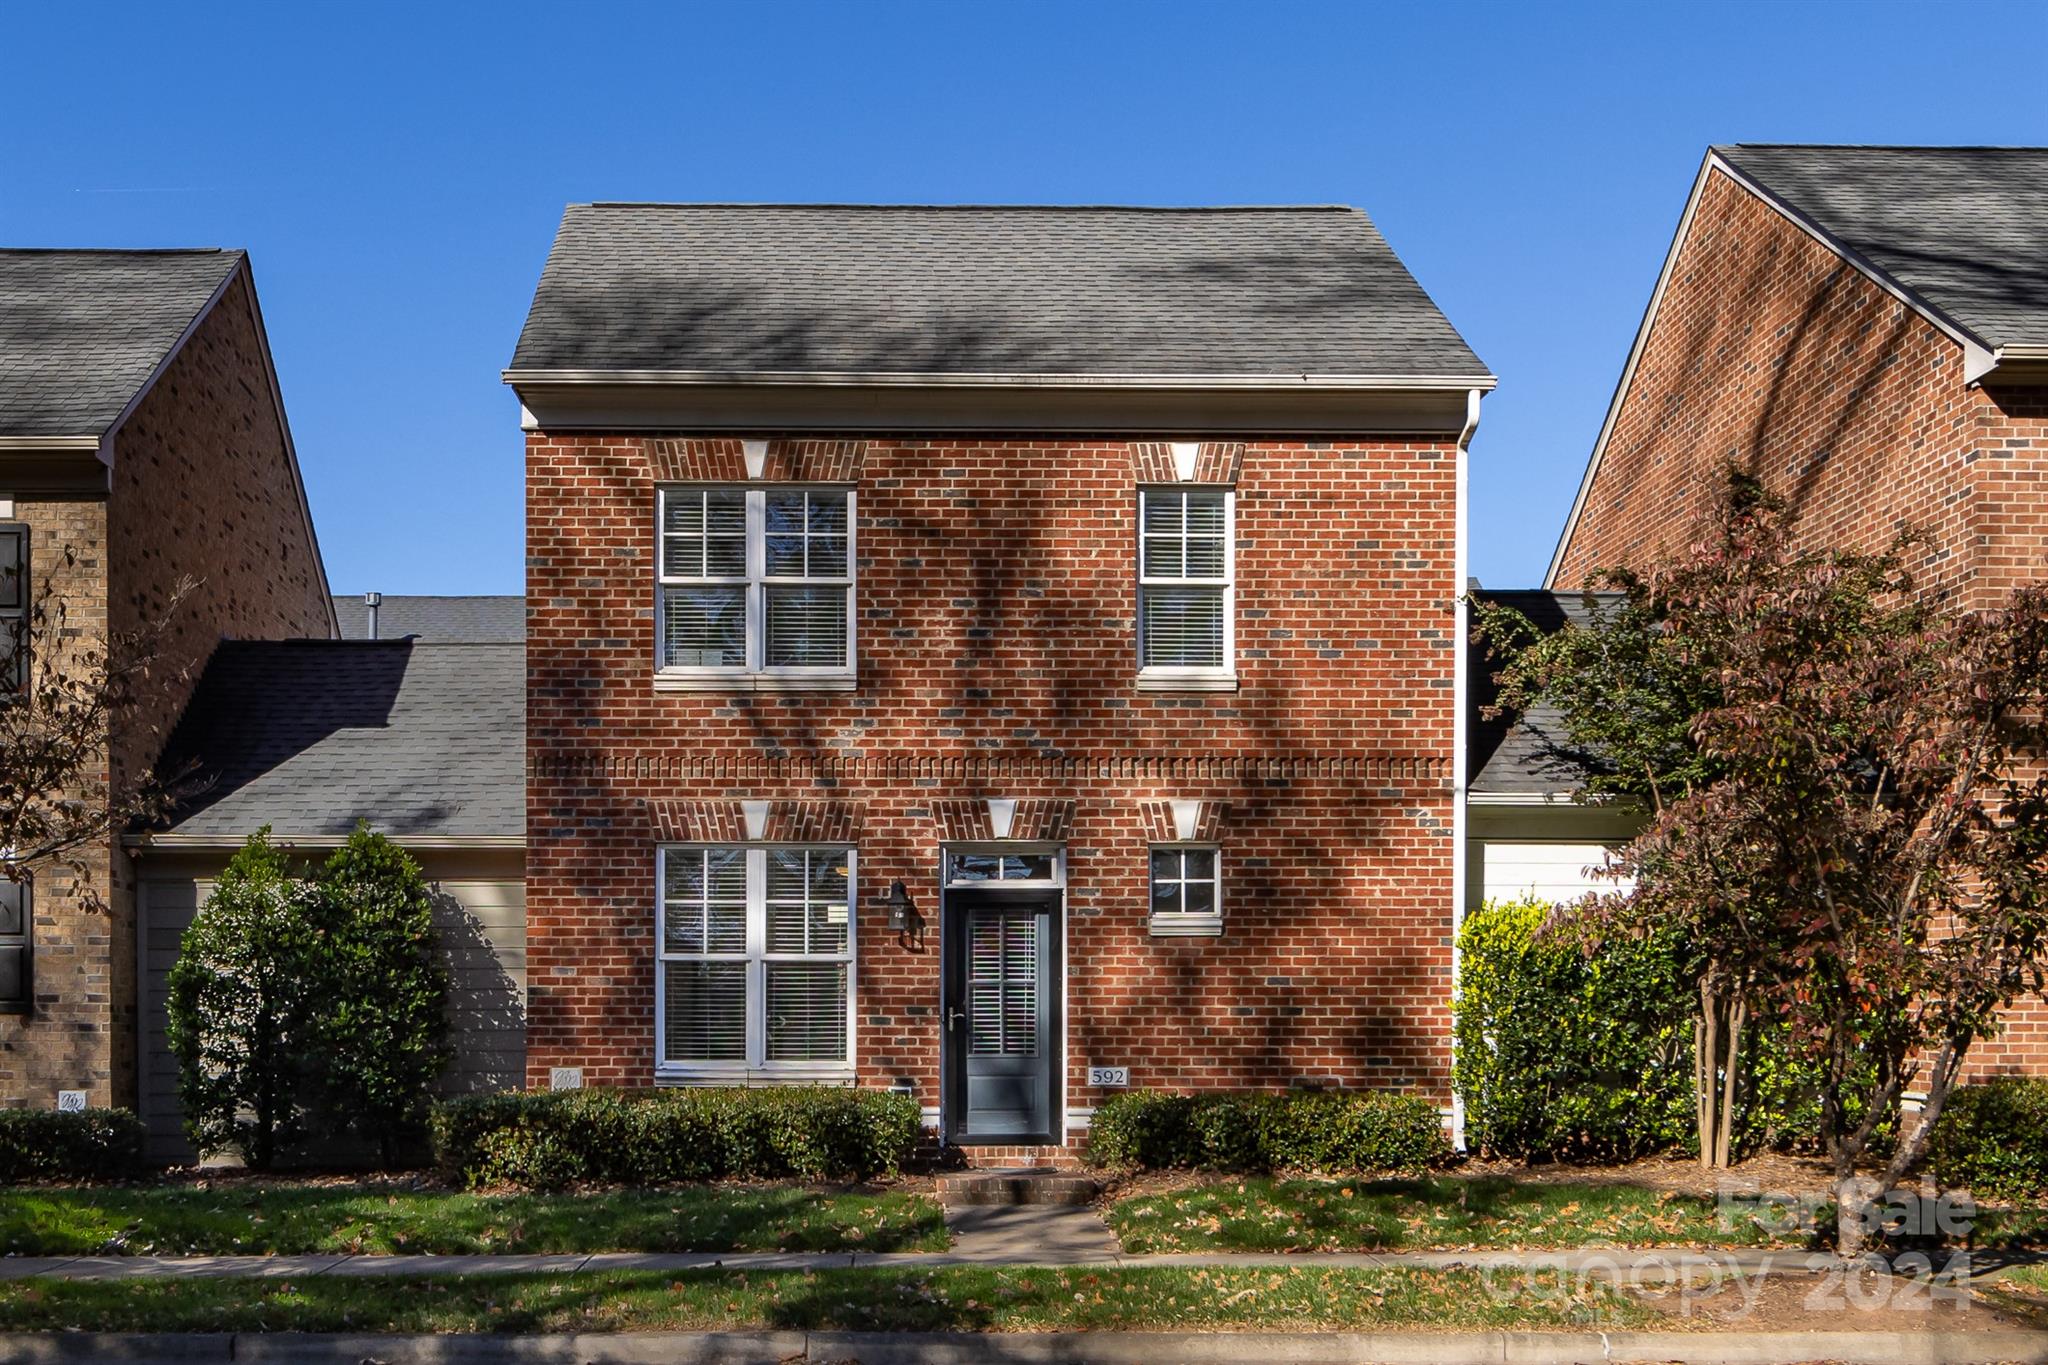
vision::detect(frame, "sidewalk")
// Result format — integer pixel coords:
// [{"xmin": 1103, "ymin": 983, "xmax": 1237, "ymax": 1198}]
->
[
  {"xmin": 0, "ymin": 1245, "xmax": 1859, "ymax": 1279},
  {"xmin": 6, "ymin": 1327, "xmax": 2048, "ymax": 1365}
]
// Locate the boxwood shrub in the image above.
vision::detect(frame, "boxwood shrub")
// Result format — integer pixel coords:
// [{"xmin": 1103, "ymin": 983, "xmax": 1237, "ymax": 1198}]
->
[
  {"xmin": 1088, "ymin": 1089, "xmax": 1449, "ymax": 1173},
  {"xmin": 0, "ymin": 1108, "xmax": 146, "ymax": 1183},
  {"xmin": 1931, "ymin": 1078, "xmax": 2048, "ymax": 1202},
  {"xmin": 432, "ymin": 1086, "xmax": 920, "ymax": 1190}
]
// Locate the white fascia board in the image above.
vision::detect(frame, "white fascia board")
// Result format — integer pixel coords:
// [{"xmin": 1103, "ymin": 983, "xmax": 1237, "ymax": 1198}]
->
[
  {"xmin": 128, "ymin": 832, "xmax": 526, "ymax": 851},
  {"xmin": 0, "ymin": 436, "xmax": 103, "ymax": 453},
  {"xmin": 503, "ymin": 367, "xmax": 1499, "ymax": 391},
  {"xmin": 1467, "ymin": 791, "xmax": 1587, "ymax": 807},
  {"xmin": 514, "ymin": 380, "xmax": 1488, "ymax": 436},
  {"xmin": 1546, "ymin": 150, "xmax": 1994, "ymax": 587},
  {"xmin": 1467, "ymin": 790, "xmax": 1647, "ymax": 813}
]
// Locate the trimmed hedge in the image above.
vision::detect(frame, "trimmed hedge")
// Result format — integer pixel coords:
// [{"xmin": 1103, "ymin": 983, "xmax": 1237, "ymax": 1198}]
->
[
  {"xmin": 431, "ymin": 1087, "xmax": 920, "ymax": 1190},
  {"xmin": 1452, "ymin": 897, "xmax": 1884, "ymax": 1163},
  {"xmin": 1931, "ymin": 1078, "xmax": 2048, "ymax": 1202},
  {"xmin": 1087, "ymin": 1089, "xmax": 1450, "ymax": 1174},
  {"xmin": 0, "ymin": 1108, "xmax": 145, "ymax": 1183},
  {"xmin": 1453, "ymin": 897, "xmax": 1694, "ymax": 1161}
]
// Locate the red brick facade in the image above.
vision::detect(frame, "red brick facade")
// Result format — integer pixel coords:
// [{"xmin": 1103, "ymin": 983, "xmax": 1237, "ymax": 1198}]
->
[
  {"xmin": 1553, "ymin": 163, "xmax": 2048, "ymax": 1076},
  {"xmin": 0, "ymin": 262, "xmax": 332, "ymax": 1109},
  {"xmin": 526, "ymin": 432, "xmax": 1460, "ymax": 1147}
]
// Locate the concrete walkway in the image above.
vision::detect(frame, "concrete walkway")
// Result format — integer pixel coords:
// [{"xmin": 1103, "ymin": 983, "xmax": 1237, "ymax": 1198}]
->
[
  {"xmin": 942, "ymin": 1202, "xmax": 1124, "ymax": 1261},
  {"xmin": 7, "ymin": 1327, "xmax": 2048, "ymax": 1365},
  {"xmin": 0, "ymin": 1246, "xmax": 1898, "ymax": 1279}
]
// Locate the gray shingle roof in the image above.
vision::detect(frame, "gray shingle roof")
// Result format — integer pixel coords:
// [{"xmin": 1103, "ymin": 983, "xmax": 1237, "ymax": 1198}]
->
[
  {"xmin": 1716, "ymin": 145, "xmax": 2048, "ymax": 350},
  {"xmin": 154, "ymin": 641, "xmax": 524, "ymax": 841},
  {"xmin": 509, "ymin": 204, "xmax": 1489, "ymax": 380},
  {"xmin": 0, "ymin": 249, "xmax": 242, "ymax": 437},
  {"xmin": 332, "ymin": 595, "xmax": 526, "ymax": 643},
  {"xmin": 1469, "ymin": 589, "xmax": 1618, "ymax": 797}
]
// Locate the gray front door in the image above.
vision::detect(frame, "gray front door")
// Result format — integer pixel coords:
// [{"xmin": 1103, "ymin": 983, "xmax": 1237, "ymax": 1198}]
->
[{"xmin": 942, "ymin": 890, "xmax": 1058, "ymax": 1143}]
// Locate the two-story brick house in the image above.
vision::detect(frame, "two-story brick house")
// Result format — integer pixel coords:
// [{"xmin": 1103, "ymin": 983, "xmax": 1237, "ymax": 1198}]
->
[
  {"xmin": 1544, "ymin": 145, "xmax": 2048, "ymax": 1074},
  {"xmin": 507, "ymin": 204, "xmax": 1492, "ymax": 1155},
  {"xmin": 0, "ymin": 248, "xmax": 335, "ymax": 1109}
]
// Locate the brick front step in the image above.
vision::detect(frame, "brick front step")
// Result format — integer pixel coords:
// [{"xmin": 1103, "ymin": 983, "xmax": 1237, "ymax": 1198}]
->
[{"xmin": 937, "ymin": 1168, "xmax": 1100, "ymax": 1207}]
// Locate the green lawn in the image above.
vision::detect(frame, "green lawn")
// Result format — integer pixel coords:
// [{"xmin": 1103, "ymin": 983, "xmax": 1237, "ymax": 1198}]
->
[
  {"xmin": 0, "ymin": 1266, "xmax": 1654, "ymax": 1333},
  {"xmin": 0, "ymin": 1184, "xmax": 947, "ymax": 1256},
  {"xmin": 1108, "ymin": 1177, "xmax": 1814, "ymax": 1254}
]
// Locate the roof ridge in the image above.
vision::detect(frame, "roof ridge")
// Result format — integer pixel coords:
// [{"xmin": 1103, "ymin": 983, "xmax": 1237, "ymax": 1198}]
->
[{"xmin": 0, "ymin": 246, "xmax": 237, "ymax": 256}]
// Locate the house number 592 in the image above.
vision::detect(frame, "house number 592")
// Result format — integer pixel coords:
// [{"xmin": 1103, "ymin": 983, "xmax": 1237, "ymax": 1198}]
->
[{"xmin": 1088, "ymin": 1067, "xmax": 1130, "ymax": 1087}]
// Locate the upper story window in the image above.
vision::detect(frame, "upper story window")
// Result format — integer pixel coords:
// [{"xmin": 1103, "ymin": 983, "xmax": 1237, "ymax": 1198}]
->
[
  {"xmin": 656, "ymin": 488, "xmax": 854, "ymax": 690},
  {"xmin": 1137, "ymin": 488, "xmax": 1234, "ymax": 689},
  {"xmin": 0, "ymin": 524, "xmax": 26, "ymax": 697}
]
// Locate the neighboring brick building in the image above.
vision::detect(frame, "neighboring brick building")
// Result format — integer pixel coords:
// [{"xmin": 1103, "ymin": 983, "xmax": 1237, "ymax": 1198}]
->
[
  {"xmin": 507, "ymin": 204, "xmax": 1493, "ymax": 1157},
  {"xmin": 0, "ymin": 249, "xmax": 335, "ymax": 1109},
  {"xmin": 1546, "ymin": 145, "xmax": 2048, "ymax": 1075}
]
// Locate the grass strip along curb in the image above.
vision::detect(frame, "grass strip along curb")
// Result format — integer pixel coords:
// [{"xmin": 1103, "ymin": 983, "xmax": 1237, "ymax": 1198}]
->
[
  {"xmin": 1106, "ymin": 1175, "xmax": 2048, "ymax": 1255},
  {"xmin": 7, "ymin": 1331, "xmax": 2048, "ymax": 1365},
  {"xmin": 0, "ymin": 1266, "xmax": 1651, "ymax": 1334},
  {"xmin": 0, "ymin": 1186, "xmax": 947, "ymax": 1256}
]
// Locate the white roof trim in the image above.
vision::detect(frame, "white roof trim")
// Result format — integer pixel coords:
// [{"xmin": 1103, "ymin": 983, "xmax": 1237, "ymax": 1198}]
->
[
  {"xmin": 504, "ymin": 367, "xmax": 1498, "ymax": 392},
  {"xmin": 128, "ymin": 832, "xmax": 525, "ymax": 851},
  {"xmin": 0, "ymin": 435, "xmax": 102, "ymax": 454},
  {"xmin": 1545, "ymin": 150, "xmax": 1995, "ymax": 588}
]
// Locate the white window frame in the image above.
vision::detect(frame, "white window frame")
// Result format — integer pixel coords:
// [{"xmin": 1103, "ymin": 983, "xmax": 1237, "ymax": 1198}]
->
[
  {"xmin": 941, "ymin": 843, "xmax": 1068, "ymax": 889},
  {"xmin": 654, "ymin": 845, "xmax": 858, "ymax": 1082},
  {"xmin": 1135, "ymin": 486, "xmax": 1236, "ymax": 691},
  {"xmin": 655, "ymin": 486, "xmax": 857, "ymax": 692},
  {"xmin": 1147, "ymin": 844, "xmax": 1223, "ymax": 937}
]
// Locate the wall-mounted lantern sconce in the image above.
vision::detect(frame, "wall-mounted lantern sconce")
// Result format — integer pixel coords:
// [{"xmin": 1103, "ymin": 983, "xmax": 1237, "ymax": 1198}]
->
[{"xmin": 880, "ymin": 880, "xmax": 923, "ymax": 938}]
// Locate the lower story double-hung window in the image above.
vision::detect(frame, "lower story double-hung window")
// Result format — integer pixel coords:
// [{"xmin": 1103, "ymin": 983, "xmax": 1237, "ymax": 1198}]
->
[{"xmin": 657, "ymin": 846, "xmax": 855, "ymax": 1076}]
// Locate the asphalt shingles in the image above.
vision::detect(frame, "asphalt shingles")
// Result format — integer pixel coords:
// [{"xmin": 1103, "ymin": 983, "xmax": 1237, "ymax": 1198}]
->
[
  {"xmin": 153, "ymin": 641, "xmax": 523, "ymax": 841},
  {"xmin": 0, "ymin": 249, "xmax": 241, "ymax": 436},
  {"xmin": 331, "ymin": 595, "xmax": 526, "ymax": 642},
  {"xmin": 1467, "ymin": 588, "xmax": 1618, "ymax": 797},
  {"xmin": 509, "ymin": 204, "xmax": 1490, "ymax": 380},
  {"xmin": 1717, "ymin": 145, "xmax": 2048, "ymax": 350}
]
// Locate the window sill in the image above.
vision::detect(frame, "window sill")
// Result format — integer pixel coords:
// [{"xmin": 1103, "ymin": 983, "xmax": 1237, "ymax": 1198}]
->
[
  {"xmin": 655, "ymin": 673, "xmax": 858, "ymax": 694},
  {"xmin": 1149, "ymin": 914, "xmax": 1224, "ymax": 938},
  {"xmin": 655, "ymin": 1065, "xmax": 857, "ymax": 1086},
  {"xmin": 1136, "ymin": 671, "xmax": 1238, "ymax": 693}
]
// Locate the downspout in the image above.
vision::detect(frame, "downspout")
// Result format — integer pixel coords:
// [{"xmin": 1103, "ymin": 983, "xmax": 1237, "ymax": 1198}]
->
[{"xmin": 1448, "ymin": 386, "xmax": 1482, "ymax": 1152}]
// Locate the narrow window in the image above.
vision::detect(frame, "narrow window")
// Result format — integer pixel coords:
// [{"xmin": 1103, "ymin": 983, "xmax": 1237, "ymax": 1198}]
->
[
  {"xmin": 0, "ymin": 524, "xmax": 27, "ymax": 697},
  {"xmin": 1138, "ymin": 488, "xmax": 1233, "ymax": 685},
  {"xmin": 1148, "ymin": 846, "xmax": 1222, "ymax": 936},
  {"xmin": 657, "ymin": 488, "xmax": 854, "ymax": 687},
  {"xmin": 656, "ymin": 846, "xmax": 855, "ymax": 1076},
  {"xmin": 0, "ymin": 876, "xmax": 29, "ymax": 1015}
]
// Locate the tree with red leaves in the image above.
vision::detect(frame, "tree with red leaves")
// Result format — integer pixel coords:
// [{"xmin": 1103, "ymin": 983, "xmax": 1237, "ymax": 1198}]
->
[{"xmin": 1484, "ymin": 475, "xmax": 2048, "ymax": 1255}]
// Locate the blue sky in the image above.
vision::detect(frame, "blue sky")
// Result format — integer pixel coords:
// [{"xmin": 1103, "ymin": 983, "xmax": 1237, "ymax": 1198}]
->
[{"xmin": 7, "ymin": 0, "xmax": 2047, "ymax": 594}]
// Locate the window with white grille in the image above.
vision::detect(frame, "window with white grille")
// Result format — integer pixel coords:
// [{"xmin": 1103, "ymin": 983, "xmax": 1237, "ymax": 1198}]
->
[
  {"xmin": 657, "ymin": 488, "xmax": 853, "ymax": 686},
  {"xmin": 1137, "ymin": 488, "xmax": 1233, "ymax": 684},
  {"xmin": 657, "ymin": 846, "xmax": 855, "ymax": 1075},
  {"xmin": 1148, "ymin": 846, "xmax": 1223, "ymax": 936}
]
